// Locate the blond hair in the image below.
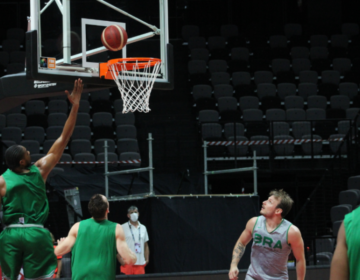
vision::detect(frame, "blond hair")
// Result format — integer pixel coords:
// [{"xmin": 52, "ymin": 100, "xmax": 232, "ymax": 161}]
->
[{"xmin": 269, "ymin": 189, "xmax": 294, "ymax": 218}]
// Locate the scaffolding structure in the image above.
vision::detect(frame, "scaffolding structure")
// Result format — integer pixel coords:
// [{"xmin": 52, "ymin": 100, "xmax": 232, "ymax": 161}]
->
[
  {"xmin": 203, "ymin": 142, "xmax": 258, "ymax": 195},
  {"xmin": 104, "ymin": 133, "xmax": 154, "ymax": 201}
]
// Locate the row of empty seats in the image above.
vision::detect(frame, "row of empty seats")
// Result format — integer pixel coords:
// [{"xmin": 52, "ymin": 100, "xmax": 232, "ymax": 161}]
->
[
  {"xmin": 189, "ymin": 55, "xmax": 357, "ymax": 76},
  {"xmin": 201, "ymin": 119, "xmax": 351, "ymax": 142},
  {"xmin": 186, "ymin": 34, "xmax": 356, "ymax": 49},
  {"xmin": 182, "ymin": 23, "xmax": 360, "ymax": 48},
  {"xmin": 184, "ymin": 34, "xmax": 360, "ymax": 60},
  {"xmin": 189, "ymin": 62, "xmax": 360, "ymax": 87},
  {"xmin": 196, "ymin": 97, "xmax": 360, "ymax": 121},
  {"xmin": 4, "ymin": 92, "xmax": 124, "ymax": 113},
  {"xmin": 190, "ymin": 46, "xmax": 360, "ymax": 60},
  {"xmin": 1, "ymin": 138, "xmax": 139, "ymax": 158},
  {"xmin": 190, "ymin": 46, "xmax": 360, "ymax": 68},
  {"xmin": 0, "ymin": 124, "xmax": 138, "ymax": 143},
  {"xmin": 190, "ymin": 47, "xmax": 360, "ymax": 77},
  {"xmin": 200, "ymin": 107, "xmax": 359, "ymax": 122},
  {"xmin": 194, "ymin": 84, "xmax": 358, "ymax": 106},
  {"xmin": 0, "ymin": 112, "xmax": 135, "ymax": 131}
]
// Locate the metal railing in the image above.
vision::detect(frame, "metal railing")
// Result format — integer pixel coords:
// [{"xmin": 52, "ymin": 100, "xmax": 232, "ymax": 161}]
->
[
  {"xmin": 103, "ymin": 133, "xmax": 154, "ymax": 201},
  {"xmin": 203, "ymin": 142, "xmax": 258, "ymax": 194},
  {"xmin": 203, "ymin": 118, "xmax": 356, "ymax": 171}
]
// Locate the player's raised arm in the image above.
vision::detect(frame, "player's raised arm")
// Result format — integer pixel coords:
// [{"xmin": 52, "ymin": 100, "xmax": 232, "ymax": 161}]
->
[
  {"xmin": 55, "ymin": 222, "xmax": 79, "ymax": 256},
  {"xmin": 229, "ymin": 217, "xmax": 257, "ymax": 280},
  {"xmin": 330, "ymin": 222, "xmax": 349, "ymax": 280},
  {"xmin": 288, "ymin": 225, "xmax": 306, "ymax": 280},
  {"xmin": 116, "ymin": 224, "xmax": 137, "ymax": 265},
  {"xmin": 35, "ymin": 79, "xmax": 83, "ymax": 181}
]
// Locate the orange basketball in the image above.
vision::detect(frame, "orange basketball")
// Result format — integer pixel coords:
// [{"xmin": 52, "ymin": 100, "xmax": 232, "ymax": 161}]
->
[{"xmin": 101, "ymin": 25, "xmax": 128, "ymax": 52}]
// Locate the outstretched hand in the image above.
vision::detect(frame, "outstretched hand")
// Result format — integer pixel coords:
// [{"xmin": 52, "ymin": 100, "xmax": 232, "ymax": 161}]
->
[{"xmin": 65, "ymin": 78, "xmax": 83, "ymax": 105}]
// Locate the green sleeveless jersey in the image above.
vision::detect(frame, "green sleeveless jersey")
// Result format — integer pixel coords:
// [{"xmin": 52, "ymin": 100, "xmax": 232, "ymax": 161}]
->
[
  {"xmin": 71, "ymin": 218, "xmax": 117, "ymax": 280},
  {"xmin": 1, "ymin": 165, "xmax": 48, "ymax": 225},
  {"xmin": 344, "ymin": 206, "xmax": 360, "ymax": 280}
]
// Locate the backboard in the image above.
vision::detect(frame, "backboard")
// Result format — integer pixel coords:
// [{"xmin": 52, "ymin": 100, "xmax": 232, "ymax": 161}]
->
[{"xmin": 26, "ymin": 0, "xmax": 173, "ymax": 90}]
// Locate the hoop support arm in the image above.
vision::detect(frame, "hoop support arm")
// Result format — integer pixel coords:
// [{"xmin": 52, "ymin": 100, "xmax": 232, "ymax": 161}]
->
[
  {"xmin": 55, "ymin": 0, "xmax": 64, "ymax": 14},
  {"xmin": 96, "ymin": 0, "xmax": 160, "ymax": 34},
  {"xmin": 40, "ymin": 0, "xmax": 56, "ymax": 14},
  {"xmin": 56, "ymin": 31, "xmax": 157, "ymax": 65}
]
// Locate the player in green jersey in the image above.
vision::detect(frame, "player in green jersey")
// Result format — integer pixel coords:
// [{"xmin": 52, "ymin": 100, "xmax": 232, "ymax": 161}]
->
[
  {"xmin": 330, "ymin": 206, "xmax": 360, "ymax": 280},
  {"xmin": 54, "ymin": 194, "xmax": 137, "ymax": 280},
  {"xmin": 0, "ymin": 79, "xmax": 83, "ymax": 280}
]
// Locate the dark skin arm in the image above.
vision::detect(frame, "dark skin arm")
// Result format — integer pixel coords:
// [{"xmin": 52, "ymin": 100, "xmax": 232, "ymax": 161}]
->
[{"xmin": 34, "ymin": 79, "xmax": 83, "ymax": 182}]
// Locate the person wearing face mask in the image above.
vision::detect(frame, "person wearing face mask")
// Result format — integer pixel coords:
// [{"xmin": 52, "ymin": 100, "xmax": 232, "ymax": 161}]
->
[{"xmin": 118, "ymin": 206, "xmax": 149, "ymax": 275}]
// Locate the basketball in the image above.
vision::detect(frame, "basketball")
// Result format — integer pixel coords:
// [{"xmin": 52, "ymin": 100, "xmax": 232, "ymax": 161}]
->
[{"xmin": 101, "ymin": 25, "xmax": 128, "ymax": 52}]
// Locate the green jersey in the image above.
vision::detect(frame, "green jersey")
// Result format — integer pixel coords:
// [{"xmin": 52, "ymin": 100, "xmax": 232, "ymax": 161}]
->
[
  {"xmin": 344, "ymin": 206, "xmax": 360, "ymax": 280},
  {"xmin": 71, "ymin": 218, "xmax": 117, "ymax": 280},
  {"xmin": 1, "ymin": 165, "xmax": 49, "ymax": 225}
]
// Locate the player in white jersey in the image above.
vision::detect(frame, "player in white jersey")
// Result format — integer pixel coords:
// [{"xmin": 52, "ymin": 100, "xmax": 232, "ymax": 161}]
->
[{"xmin": 228, "ymin": 189, "xmax": 306, "ymax": 280}]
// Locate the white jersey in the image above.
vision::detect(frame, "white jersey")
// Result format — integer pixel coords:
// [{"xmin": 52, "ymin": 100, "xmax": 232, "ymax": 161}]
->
[{"xmin": 246, "ymin": 216, "xmax": 292, "ymax": 280}]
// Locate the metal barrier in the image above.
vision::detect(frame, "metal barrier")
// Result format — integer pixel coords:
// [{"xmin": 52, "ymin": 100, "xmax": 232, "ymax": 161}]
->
[
  {"xmin": 103, "ymin": 133, "xmax": 154, "ymax": 201},
  {"xmin": 203, "ymin": 119, "xmax": 356, "ymax": 175},
  {"xmin": 203, "ymin": 141, "xmax": 258, "ymax": 195}
]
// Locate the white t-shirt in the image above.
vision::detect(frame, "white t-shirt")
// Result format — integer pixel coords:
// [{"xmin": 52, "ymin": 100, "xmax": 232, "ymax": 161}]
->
[{"xmin": 121, "ymin": 221, "xmax": 149, "ymax": 265}]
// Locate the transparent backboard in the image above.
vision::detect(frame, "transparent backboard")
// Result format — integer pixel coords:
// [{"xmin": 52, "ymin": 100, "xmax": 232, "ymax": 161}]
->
[{"xmin": 27, "ymin": 0, "xmax": 173, "ymax": 89}]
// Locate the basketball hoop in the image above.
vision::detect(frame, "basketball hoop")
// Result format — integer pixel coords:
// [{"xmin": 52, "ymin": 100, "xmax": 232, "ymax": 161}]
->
[{"xmin": 102, "ymin": 58, "xmax": 161, "ymax": 113}]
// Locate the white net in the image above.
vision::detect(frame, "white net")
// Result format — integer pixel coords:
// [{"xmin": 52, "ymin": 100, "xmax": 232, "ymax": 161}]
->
[{"xmin": 109, "ymin": 60, "xmax": 161, "ymax": 113}]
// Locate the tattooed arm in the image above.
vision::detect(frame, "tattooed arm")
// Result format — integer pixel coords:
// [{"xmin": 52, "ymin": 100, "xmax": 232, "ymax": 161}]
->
[{"xmin": 229, "ymin": 217, "xmax": 257, "ymax": 280}]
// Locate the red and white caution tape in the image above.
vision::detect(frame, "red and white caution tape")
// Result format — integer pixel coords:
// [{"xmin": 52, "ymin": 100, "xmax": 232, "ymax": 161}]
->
[
  {"xmin": 55, "ymin": 159, "xmax": 142, "ymax": 164},
  {"xmin": 207, "ymin": 138, "xmax": 345, "ymax": 146},
  {"xmin": 30, "ymin": 159, "xmax": 142, "ymax": 165}
]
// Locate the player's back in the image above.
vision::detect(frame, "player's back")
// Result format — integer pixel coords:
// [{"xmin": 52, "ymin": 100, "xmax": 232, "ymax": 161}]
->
[
  {"xmin": 1, "ymin": 165, "xmax": 48, "ymax": 225},
  {"xmin": 71, "ymin": 218, "xmax": 117, "ymax": 280}
]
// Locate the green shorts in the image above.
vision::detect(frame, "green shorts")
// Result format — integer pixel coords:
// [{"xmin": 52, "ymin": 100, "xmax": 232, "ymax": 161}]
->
[{"xmin": 0, "ymin": 226, "xmax": 57, "ymax": 280}]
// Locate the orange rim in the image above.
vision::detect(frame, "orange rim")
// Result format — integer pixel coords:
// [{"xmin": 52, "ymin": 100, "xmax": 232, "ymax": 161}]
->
[{"xmin": 107, "ymin": 57, "xmax": 161, "ymax": 71}]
